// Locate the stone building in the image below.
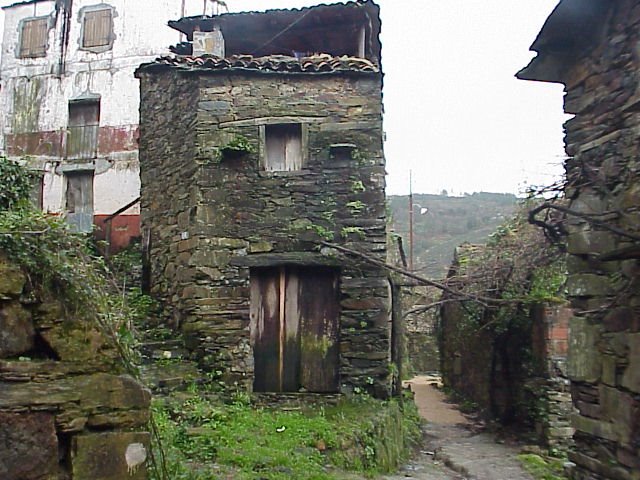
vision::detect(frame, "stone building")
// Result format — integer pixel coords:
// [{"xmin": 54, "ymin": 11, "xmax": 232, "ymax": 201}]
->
[
  {"xmin": 0, "ymin": 0, "xmax": 220, "ymax": 248},
  {"xmin": 519, "ymin": 0, "xmax": 640, "ymax": 478},
  {"xmin": 135, "ymin": 1, "xmax": 393, "ymax": 397}
]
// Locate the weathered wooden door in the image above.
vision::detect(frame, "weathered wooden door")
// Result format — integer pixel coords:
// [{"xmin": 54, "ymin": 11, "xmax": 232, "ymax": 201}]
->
[
  {"xmin": 64, "ymin": 171, "xmax": 94, "ymax": 233},
  {"xmin": 250, "ymin": 267, "xmax": 339, "ymax": 393}
]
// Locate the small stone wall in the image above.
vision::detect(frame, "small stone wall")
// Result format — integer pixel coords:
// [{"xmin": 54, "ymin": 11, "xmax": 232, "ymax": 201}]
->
[
  {"xmin": 530, "ymin": 304, "xmax": 574, "ymax": 449},
  {"xmin": 137, "ymin": 68, "xmax": 391, "ymax": 396},
  {"xmin": 0, "ymin": 254, "xmax": 151, "ymax": 480}
]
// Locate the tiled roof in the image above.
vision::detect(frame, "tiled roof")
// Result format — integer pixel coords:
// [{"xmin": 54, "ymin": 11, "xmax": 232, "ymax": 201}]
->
[{"xmin": 141, "ymin": 54, "xmax": 379, "ymax": 74}]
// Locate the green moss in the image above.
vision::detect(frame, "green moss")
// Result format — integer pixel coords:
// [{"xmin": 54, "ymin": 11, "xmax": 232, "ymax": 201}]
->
[
  {"xmin": 518, "ymin": 454, "xmax": 568, "ymax": 480},
  {"xmin": 300, "ymin": 334, "xmax": 331, "ymax": 357},
  {"xmin": 341, "ymin": 226, "xmax": 365, "ymax": 239}
]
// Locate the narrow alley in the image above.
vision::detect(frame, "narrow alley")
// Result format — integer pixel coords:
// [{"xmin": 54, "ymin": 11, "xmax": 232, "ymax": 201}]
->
[{"xmin": 384, "ymin": 377, "xmax": 536, "ymax": 480}]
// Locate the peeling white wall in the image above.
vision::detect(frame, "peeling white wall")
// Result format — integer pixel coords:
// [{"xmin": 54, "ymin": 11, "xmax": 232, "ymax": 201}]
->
[{"xmin": 0, "ymin": 0, "xmax": 203, "ymax": 216}]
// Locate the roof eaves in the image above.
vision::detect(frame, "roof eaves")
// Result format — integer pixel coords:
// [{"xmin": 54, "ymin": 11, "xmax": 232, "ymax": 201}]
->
[
  {"xmin": 516, "ymin": 0, "xmax": 609, "ymax": 84},
  {"xmin": 2, "ymin": 0, "xmax": 46, "ymax": 10}
]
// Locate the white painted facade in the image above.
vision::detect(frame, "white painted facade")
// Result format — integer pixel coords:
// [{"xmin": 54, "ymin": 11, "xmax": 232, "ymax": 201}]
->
[{"xmin": 0, "ymin": 0, "xmax": 210, "ymax": 220}]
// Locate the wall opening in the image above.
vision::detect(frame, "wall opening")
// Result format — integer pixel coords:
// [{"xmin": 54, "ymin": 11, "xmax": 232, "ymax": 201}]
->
[
  {"xmin": 67, "ymin": 100, "xmax": 100, "ymax": 160},
  {"xmin": 264, "ymin": 124, "xmax": 303, "ymax": 171},
  {"xmin": 250, "ymin": 266, "xmax": 340, "ymax": 393},
  {"xmin": 64, "ymin": 171, "xmax": 94, "ymax": 233}
]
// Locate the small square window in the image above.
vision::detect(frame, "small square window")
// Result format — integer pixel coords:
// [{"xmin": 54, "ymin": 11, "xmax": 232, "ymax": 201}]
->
[
  {"xmin": 82, "ymin": 8, "xmax": 113, "ymax": 49},
  {"xmin": 264, "ymin": 124, "xmax": 303, "ymax": 172},
  {"xmin": 19, "ymin": 18, "xmax": 48, "ymax": 58}
]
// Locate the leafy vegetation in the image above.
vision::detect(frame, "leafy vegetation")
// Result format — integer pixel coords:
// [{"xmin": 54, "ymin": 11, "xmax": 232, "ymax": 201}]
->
[
  {"xmin": 518, "ymin": 454, "xmax": 568, "ymax": 480},
  {"xmin": 0, "ymin": 156, "xmax": 37, "ymax": 211},
  {"xmin": 0, "ymin": 156, "xmax": 165, "ymax": 470},
  {"xmin": 153, "ymin": 390, "xmax": 421, "ymax": 480},
  {"xmin": 438, "ymin": 205, "xmax": 567, "ymax": 427}
]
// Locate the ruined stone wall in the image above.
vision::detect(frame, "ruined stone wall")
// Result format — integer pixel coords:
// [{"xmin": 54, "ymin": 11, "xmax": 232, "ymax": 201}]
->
[
  {"xmin": 0, "ymin": 254, "xmax": 150, "ymax": 479},
  {"xmin": 138, "ymin": 69, "xmax": 390, "ymax": 396},
  {"xmin": 440, "ymin": 295, "xmax": 573, "ymax": 446},
  {"xmin": 561, "ymin": 1, "xmax": 640, "ymax": 476}
]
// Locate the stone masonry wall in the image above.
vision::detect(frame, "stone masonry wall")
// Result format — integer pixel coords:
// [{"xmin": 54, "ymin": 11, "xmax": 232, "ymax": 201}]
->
[
  {"xmin": 560, "ymin": 1, "xmax": 640, "ymax": 477},
  {"xmin": 138, "ymin": 69, "xmax": 391, "ymax": 397},
  {"xmin": 0, "ymin": 254, "xmax": 151, "ymax": 480}
]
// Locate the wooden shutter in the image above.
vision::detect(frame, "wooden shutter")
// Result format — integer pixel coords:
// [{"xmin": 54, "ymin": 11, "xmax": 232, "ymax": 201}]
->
[
  {"xmin": 19, "ymin": 18, "xmax": 47, "ymax": 58},
  {"xmin": 67, "ymin": 101, "xmax": 100, "ymax": 160},
  {"xmin": 265, "ymin": 124, "xmax": 303, "ymax": 171},
  {"xmin": 250, "ymin": 267, "xmax": 339, "ymax": 393},
  {"xmin": 83, "ymin": 9, "xmax": 112, "ymax": 48}
]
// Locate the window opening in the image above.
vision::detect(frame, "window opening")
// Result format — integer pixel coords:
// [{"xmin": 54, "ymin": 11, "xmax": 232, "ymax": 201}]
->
[
  {"xmin": 67, "ymin": 100, "xmax": 100, "ymax": 160},
  {"xmin": 19, "ymin": 18, "xmax": 47, "ymax": 58},
  {"xmin": 82, "ymin": 8, "xmax": 113, "ymax": 49},
  {"xmin": 64, "ymin": 171, "xmax": 94, "ymax": 233},
  {"xmin": 264, "ymin": 124, "xmax": 303, "ymax": 171}
]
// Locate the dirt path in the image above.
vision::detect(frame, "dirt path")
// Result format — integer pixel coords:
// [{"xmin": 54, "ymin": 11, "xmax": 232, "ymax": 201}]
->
[{"xmin": 381, "ymin": 376, "xmax": 535, "ymax": 480}]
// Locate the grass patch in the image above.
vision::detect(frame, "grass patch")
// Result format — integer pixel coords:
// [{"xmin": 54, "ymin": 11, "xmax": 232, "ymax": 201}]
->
[
  {"xmin": 153, "ymin": 392, "xmax": 421, "ymax": 480},
  {"xmin": 518, "ymin": 454, "xmax": 568, "ymax": 480}
]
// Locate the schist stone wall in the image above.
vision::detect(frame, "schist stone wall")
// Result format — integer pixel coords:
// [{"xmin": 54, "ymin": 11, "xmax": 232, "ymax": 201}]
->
[
  {"xmin": 520, "ymin": 1, "xmax": 640, "ymax": 477},
  {"xmin": 136, "ymin": 67, "xmax": 391, "ymax": 397},
  {"xmin": 0, "ymin": 254, "xmax": 150, "ymax": 480},
  {"xmin": 559, "ymin": 5, "xmax": 640, "ymax": 478}
]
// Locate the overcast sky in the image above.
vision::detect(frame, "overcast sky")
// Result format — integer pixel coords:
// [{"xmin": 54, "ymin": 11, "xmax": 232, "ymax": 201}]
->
[{"xmin": 0, "ymin": 0, "xmax": 567, "ymax": 196}]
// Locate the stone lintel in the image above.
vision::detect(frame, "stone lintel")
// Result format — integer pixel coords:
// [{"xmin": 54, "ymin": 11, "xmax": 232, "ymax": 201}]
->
[{"xmin": 230, "ymin": 252, "xmax": 342, "ymax": 268}]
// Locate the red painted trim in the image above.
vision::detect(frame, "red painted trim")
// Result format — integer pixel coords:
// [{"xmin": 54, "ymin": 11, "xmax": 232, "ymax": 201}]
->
[
  {"xmin": 94, "ymin": 214, "xmax": 141, "ymax": 253},
  {"xmin": 5, "ymin": 125, "xmax": 139, "ymax": 157}
]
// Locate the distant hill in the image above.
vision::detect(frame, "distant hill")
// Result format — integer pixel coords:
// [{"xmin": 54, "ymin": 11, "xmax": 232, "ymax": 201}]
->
[{"xmin": 387, "ymin": 192, "xmax": 518, "ymax": 279}]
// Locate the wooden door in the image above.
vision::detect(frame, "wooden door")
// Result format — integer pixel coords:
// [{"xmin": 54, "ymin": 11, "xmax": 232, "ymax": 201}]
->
[
  {"xmin": 299, "ymin": 268, "xmax": 340, "ymax": 392},
  {"xmin": 250, "ymin": 267, "xmax": 339, "ymax": 393},
  {"xmin": 65, "ymin": 171, "xmax": 94, "ymax": 233}
]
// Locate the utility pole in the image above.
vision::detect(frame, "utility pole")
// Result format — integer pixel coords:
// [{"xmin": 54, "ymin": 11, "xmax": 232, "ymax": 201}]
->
[{"xmin": 409, "ymin": 170, "xmax": 414, "ymax": 271}]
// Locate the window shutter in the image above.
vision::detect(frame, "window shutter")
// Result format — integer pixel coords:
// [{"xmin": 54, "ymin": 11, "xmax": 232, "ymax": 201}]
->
[
  {"xmin": 83, "ymin": 9, "xmax": 112, "ymax": 48},
  {"xmin": 20, "ymin": 18, "xmax": 47, "ymax": 58}
]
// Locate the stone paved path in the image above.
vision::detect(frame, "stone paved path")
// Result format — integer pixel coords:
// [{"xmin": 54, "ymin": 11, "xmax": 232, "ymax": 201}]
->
[{"xmin": 381, "ymin": 376, "xmax": 535, "ymax": 480}]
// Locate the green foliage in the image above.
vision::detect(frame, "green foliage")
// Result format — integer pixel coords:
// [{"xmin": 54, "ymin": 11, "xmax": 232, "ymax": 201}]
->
[
  {"xmin": 518, "ymin": 454, "xmax": 568, "ymax": 480},
  {"xmin": 308, "ymin": 224, "xmax": 335, "ymax": 241},
  {"xmin": 346, "ymin": 200, "xmax": 366, "ymax": 215},
  {"xmin": 387, "ymin": 192, "xmax": 518, "ymax": 278},
  {"xmin": 341, "ymin": 226, "xmax": 365, "ymax": 239},
  {"xmin": 0, "ymin": 156, "xmax": 36, "ymax": 211},
  {"xmin": 220, "ymin": 135, "xmax": 255, "ymax": 156},
  {"xmin": 441, "ymin": 206, "xmax": 566, "ymax": 426},
  {"xmin": 205, "ymin": 135, "xmax": 255, "ymax": 165},
  {"xmin": 152, "ymin": 391, "xmax": 421, "ymax": 480},
  {"xmin": 529, "ymin": 263, "xmax": 566, "ymax": 303},
  {"xmin": 351, "ymin": 180, "xmax": 366, "ymax": 193}
]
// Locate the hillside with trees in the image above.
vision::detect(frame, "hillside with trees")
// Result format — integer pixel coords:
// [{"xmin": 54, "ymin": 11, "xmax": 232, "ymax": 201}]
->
[{"xmin": 388, "ymin": 192, "xmax": 518, "ymax": 278}]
